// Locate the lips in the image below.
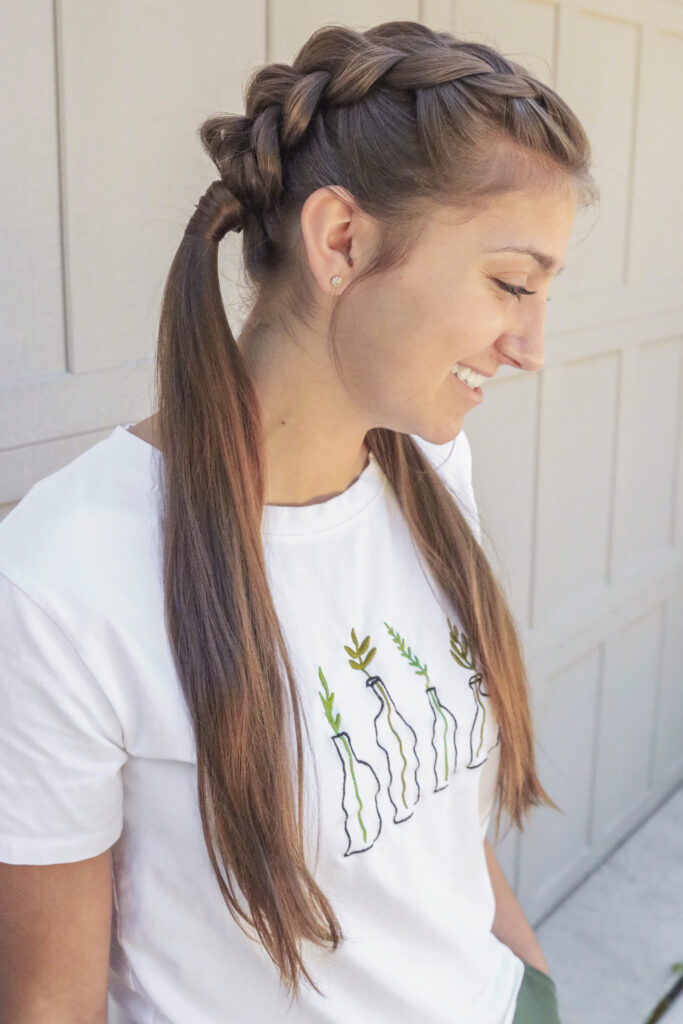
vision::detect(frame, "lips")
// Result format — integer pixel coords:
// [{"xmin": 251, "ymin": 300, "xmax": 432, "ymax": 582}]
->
[
  {"xmin": 451, "ymin": 371, "xmax": 484, "ymax": 404},
  {"xmin": 457, "ymin": 364, "xmax": 493, "ymax": 378}
]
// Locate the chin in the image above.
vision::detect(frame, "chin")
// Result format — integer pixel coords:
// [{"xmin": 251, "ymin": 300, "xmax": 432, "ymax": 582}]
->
[{"xmin": 413, "ymin": 421, "xmax": 463, "ymax": 447}]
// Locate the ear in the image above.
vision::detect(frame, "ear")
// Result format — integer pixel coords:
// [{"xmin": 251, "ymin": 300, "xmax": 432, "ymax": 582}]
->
[{"xmin": 299, "ymin": 186, "xmax": 374, "ymax": 295}]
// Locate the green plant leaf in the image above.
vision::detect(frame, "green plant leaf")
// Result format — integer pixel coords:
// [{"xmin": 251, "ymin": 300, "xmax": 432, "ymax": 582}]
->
[{"xmin": 363, "ymin": 647, "xmax": 377, "ymax": 668}]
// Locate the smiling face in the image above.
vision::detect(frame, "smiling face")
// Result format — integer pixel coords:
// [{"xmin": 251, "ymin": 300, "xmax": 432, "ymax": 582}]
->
[
  {"xmin": 333, "ymin": 182, "xmax": 578, "ymax": 444},
  {"xmin": 234, "ymin": 178, "xmax": 579, "ymax": 505}
]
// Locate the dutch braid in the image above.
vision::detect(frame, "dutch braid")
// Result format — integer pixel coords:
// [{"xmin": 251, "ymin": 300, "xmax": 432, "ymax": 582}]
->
[{"xmin": 190, "ymin": 23, "xmax": 587, "ymax": 248}]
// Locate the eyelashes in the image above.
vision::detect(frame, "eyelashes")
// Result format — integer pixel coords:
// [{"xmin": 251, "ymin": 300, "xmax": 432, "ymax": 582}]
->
[
  {"xmin": 492, "ymin": 279, "xmax": 554, "ymax": 303},
  {"xmin": 493, "ymin": 279, "xmax": 535, "ymax": 300}
]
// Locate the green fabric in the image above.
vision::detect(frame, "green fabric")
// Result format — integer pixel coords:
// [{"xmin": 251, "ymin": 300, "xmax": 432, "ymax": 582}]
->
[{"xmin": 512, "ymin": 962, "xmax": 563, "ymax": 1024}]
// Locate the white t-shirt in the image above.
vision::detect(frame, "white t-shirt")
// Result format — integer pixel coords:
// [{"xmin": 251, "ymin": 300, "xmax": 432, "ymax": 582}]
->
[{"xmin": 0, "ymin": 423, "xmax": 525, "ymax": 1024}]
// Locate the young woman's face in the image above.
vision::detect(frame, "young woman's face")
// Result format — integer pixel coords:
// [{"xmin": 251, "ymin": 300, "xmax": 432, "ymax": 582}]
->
[{"xmin": 335, "ymin": 185, "xmax": 578, "ymax": 444}]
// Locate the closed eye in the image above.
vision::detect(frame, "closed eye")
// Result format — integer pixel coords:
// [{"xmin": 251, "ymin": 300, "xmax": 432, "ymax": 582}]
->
[
  {"xmin": 493, "ymin": 279, "xmax": 535, "ymax": 300},
  {"xmin": 492, "ymin": 279, "xmax": 553, "ymax": 303}
]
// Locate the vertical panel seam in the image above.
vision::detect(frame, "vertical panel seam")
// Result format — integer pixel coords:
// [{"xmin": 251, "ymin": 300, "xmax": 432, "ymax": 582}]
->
[
  {"xmin": 623, "ymin": 22, "xmax": 643, "ymax": 286},
  {"xmin": 265, "ymin": 0, "xmax": 270, "ymax": 62},
  {"xmin": 529, "ymin": 371, "xmax": 543, "ymax": 629},
  {"xmin": 606, "ymin": 347, "xmax": 624, "ymax": 585},
  {"xmin": 647, "ymin": 602, "xmax": 668, "ymax": 789},
  {"xmin": 669, "ymin": 338, "xmax": 683, "ymax": 546},
  {"xmin": 52, "ymin": 0, "xmax": 71, "ymax": 375}
]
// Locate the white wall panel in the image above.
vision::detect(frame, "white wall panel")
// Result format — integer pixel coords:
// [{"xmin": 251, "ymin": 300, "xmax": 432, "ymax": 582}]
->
[
  {"xmin": 517, "ymin": 645, "xmax": 602, "ymax": 912},
  {"xmin": 595, "ymin": 602, "xmax": 666, "ymax": 837},
  {"xmin": 617, "ymin": 337, "xmax": 681, "ymax": 567},
  {"xmin": 557, "ymin": 7, "xmax": 640, "ymax": 293},
  {"xmin": 0, "ymin": 359, "xmax": 154, "ymax": 448},
  {"xmin": 628, "ymin": 25, "xmax": 683, "ymax": 281},
  {"xmin": 652, "ymin": 585, "xmax": 683, "ymax": 785},
  {"xmin": 535, "ymin": 353, "xmax": 619, "ymax": 621},
  {"xmin": 0, "ymin": 1, "xmax": 65, "ymax": 383},
  {"xmin": 675, "ymin": 350, "xmax": 683, "ymax": 549},
  {"xmin": 58, "ymin": 0, "xmax": 266, "ymax": 373},
  {"xmin": 422, "ymin": 0, "xmax": 452, "ymax": 32},
  {"xmin": 269, "ymin": 0, "xmax": 419, "ymax": 64},
  {"xmin": 456, "ymin": 0, "xmax": 556, "ymax": 89}
]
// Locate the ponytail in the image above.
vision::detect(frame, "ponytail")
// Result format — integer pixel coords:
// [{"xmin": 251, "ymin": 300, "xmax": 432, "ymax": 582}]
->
[{"xmin": 154, "ymin": 177, "xmax": 343, "ymax": 1004}]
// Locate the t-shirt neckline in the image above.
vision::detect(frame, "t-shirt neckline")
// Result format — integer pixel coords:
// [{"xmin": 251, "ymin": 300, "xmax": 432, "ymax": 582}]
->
[{"xmin": 111, "ymin": 424, "xmax": 386, "ymax": 537}]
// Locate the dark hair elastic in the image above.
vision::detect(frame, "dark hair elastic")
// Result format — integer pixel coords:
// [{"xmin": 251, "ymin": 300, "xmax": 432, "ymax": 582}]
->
[{"xmin": 184, "ymin": 179, "xmax": 243, "ymax": 242}]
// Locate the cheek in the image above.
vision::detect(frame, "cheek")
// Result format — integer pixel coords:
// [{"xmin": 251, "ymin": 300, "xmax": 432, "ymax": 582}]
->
[
  {"xmin": 347, "ymin": 353, "xmax": 430, "ymax": 418},
  {"xmin": 350, "ymin": 272, "xmax": 433, "ymax": 346},
  {"xmin": 341, "ymin": 281, "xmax": 496, "ymax": 393},
  {"xmin": 342, "ymin": 297, "xmax": 428, "ymax": 379},
  {"xmin": 446, "ymin": 294, "xmax": 503, "ymax": 353}
]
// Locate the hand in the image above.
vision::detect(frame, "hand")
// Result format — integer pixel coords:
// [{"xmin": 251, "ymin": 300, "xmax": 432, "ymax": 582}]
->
[
  {"xmin": 525, "ymin": 958, "xmax": 551, "ymax": 978},
  {"xmin": 483, "ymin": 840, "xmax": 551, "ymax": 977}
]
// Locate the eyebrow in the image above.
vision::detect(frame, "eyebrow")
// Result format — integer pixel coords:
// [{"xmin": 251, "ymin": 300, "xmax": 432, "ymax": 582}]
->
[{"xmin": 485, "ymin": 246, "xmax": 565, "ymax": 276}]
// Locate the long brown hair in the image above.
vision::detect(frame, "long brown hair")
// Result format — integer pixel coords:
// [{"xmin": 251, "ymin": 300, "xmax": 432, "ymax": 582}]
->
[{"xmin": 153, "ymin": 20, "xmax": 600, "ymax": 1002}]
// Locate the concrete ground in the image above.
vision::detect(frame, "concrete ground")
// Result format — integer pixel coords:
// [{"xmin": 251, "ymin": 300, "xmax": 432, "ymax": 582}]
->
[{"xmin": 535, "ymin": 782, "xmax": 683, "ymax": 1024}]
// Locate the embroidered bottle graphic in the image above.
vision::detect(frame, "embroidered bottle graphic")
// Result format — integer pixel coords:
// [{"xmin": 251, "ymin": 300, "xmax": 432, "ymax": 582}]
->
[
  {"xmin": 448, "ymin": 618, "xmax": 500, "ymax": 768},
  {"xmin": 426, "ymin": 687, "xmax": 458, "ymax": 791},
  {"xmin": 345, "ymin": 628, "xmax": 420, "ymax": 823},
  {"xmin": 318, "ymin": 667, "xmax": 381, "ymax": 856},
  {"xmin": 384, "ymin": 622, "xmax": 458, "ymax": 793},
  {"xmin": 467, "ymin": 672, "xmax": 491, "ymax": 767}
]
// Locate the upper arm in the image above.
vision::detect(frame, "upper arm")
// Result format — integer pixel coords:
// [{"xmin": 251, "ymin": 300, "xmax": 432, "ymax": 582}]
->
[
  {"xmin": 0, "ymin": 570, "xmax": 126, "ymax": 865},
  {"xmin": 0, "ymin": 571, "xmax": 126, "ymax": 1019},
  {"xmin": 0, "ymin": 848, "xmax": 113, "ymax": 1023}
]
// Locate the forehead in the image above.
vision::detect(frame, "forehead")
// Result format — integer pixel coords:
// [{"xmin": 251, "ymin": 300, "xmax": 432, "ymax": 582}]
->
[
  {"xmin": 428, "ymin": 186, "xmax": 577, "ymax": 273},
  {"xmin": 485, "ymin": 243, "xmax": 565, "ymax": 276}
]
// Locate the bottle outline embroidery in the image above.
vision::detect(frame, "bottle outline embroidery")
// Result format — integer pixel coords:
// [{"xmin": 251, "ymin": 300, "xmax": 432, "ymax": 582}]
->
[
  {"xmin": 366, "ymin": 676, "xmax": 420, "ymax": 822},
  {"xmin": 345, "ymin": 628, "xmax": 420, "ymax": 824},
  {"xmin": 426, "ymin": 687, "xmax": 458, "ymax": 791},
  {"xmin": 318, "ymin": 667, "xmax": 382, "ymax": 855},
  {"xmin": 447, "ymin": 618, "xmax": 500, "ymax": 768},
  {"xmin": 467, "ymin": 672, "xmax": 490, "ymax": 767},
  {"xmin": 384, "ymin": 622, "xmax": 458, "ymax": 793}
]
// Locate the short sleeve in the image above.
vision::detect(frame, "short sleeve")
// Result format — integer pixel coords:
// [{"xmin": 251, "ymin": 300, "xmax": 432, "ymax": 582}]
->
[{"xmin": 0, "ymin": 570, "xmax": 127, "ymax": 864}]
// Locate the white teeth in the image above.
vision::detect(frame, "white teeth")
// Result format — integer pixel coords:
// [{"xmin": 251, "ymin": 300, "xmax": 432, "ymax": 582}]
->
[{"xmin": 451, "ymin": 363, "xmax": 483, "ymax": 389}]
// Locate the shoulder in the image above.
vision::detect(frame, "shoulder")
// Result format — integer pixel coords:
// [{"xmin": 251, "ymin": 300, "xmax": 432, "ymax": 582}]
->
[{"xmin": 0, "ymin": 428, "xmax": 159, "ymax": 621}]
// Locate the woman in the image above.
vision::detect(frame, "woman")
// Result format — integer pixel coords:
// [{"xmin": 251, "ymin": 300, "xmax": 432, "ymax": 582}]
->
[{"xmin": 0, "ymin": 20, "xmax": 598, "ymax": 1024}]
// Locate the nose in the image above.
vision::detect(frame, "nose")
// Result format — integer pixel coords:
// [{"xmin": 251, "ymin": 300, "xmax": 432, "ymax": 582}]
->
[{"xmin": 496, "ymin": 307, "xmax": 546, "ymax": 372}]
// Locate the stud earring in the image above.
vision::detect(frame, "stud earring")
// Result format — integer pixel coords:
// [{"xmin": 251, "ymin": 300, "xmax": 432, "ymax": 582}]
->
[{"xmin": 330, "ymin": 275, "xmax": 342, "ymax": 288}]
